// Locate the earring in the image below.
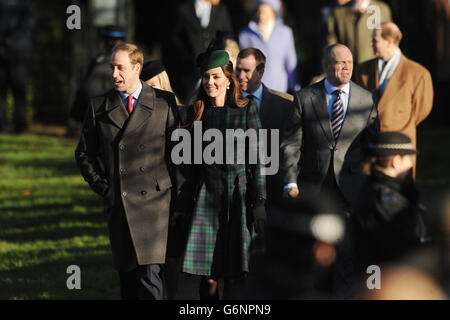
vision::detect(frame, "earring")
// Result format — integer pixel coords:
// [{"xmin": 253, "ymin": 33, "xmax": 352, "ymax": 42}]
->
[{"xmin": 226, "ymin": 86, "xmax": 230, "ymax": 90}]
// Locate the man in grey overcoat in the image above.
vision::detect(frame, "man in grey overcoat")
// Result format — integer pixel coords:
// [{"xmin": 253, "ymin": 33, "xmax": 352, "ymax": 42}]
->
[
  {"xmin": 75, "ymin": 43, "xmax": 178, "ymax": 300},
  {"xmin": 279, "ymin": 44, "xmax": 379, "ymax": 298}
]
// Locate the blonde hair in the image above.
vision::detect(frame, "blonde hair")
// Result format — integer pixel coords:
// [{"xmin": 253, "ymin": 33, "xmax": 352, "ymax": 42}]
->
[
  {"xmin": 157, "ymin": 71, "xmax": 181, "ymax": 105},
  {"xmin": 112, "ymin": 43, "xmax": 144, "ymax": 73},
  {"xmin": 225, "ymin": 39, "xmax": 240, "ymax": 58}
]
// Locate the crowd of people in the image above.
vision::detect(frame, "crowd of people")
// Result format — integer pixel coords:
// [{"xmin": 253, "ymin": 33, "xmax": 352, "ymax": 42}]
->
[{"xmin": 69, "ymin": 0, "xmax": 449, "ymax": 300}]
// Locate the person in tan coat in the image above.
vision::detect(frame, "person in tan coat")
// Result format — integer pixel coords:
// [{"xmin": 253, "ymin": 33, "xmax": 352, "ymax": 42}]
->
[{"xmin": 354, "ymin": 22, "xmax": 434, "ymax": 170}]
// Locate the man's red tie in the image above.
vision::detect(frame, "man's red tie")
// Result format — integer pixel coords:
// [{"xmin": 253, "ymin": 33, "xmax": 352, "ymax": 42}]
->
[{"xmin": 127, "ymin": 95, "xmax": 133, "ymax": 114}]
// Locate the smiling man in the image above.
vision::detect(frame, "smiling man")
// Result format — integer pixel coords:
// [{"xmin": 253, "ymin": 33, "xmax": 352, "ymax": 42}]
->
[{"xmin": 75, "ymin": 43, "xmax": 178, "ymax": 300}]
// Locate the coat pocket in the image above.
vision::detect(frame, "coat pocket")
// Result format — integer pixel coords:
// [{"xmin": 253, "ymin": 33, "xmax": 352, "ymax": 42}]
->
[{"xmin": 156, "ymin": 175, "xmax": 173, "ymax": 191}]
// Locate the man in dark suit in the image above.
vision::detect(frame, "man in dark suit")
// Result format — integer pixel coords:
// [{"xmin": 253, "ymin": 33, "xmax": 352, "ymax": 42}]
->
[
  {"xmin": 280, "ymin": 43, "xmax": 379, "ymax": 213},
  {"xmin": 75, "ymin": 43, "xmax": 178, "ymax": 300},
  {"xmin": 279, "ymin": 44, "xmax": 379, "ymax": 298},
  {"xmin": 236, "ymin": 47, "xmax": 294, "ymax": 206},
  {"xmin": 167, "ymin": 0, "xmax": 233, "ymax": 104}
]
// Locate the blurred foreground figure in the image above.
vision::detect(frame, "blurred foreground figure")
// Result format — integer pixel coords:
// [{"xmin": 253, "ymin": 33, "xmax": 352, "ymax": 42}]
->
[
  {"xmin": 359, "ymin": 264, "xmax": 446, "ymax": 300},
  {"xmin": 236, "ymin": 200, "xmax": 345, "ymax": 299},
  {"xmin": 351, "ymin": 132, "xmax": 429, "ymax": 288}
]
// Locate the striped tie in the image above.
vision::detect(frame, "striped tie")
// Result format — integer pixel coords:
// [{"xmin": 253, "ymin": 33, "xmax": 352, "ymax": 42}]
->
[{"xmin": 331, "ymin": 90, "xmax": 344, "ymax": 140}]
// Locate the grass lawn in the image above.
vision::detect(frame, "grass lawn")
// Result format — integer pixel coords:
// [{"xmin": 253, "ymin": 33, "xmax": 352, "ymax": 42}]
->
[
  {"xmin": 0, "ymin": 123, "xmax": 449, "ymax": 300},
  {"xmin": 0, "ymin": 132, "xmax": 119, "ymax": 299}
]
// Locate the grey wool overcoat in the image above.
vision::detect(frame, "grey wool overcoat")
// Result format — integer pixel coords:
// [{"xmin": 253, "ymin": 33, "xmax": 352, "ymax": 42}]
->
[{"xmin": 75, "ymin": 82, "xmax": 178, "ymax": 272}]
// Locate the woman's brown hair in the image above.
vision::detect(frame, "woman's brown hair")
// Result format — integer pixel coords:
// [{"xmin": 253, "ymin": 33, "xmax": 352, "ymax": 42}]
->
[{"xmin": 190, "ymin": 61, "xmax": 248, "ymax": 127}]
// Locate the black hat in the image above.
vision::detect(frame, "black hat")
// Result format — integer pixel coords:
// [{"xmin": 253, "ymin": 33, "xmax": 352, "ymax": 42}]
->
[
  {"xmin": 140, "ymin": 60, "xmax": 165, "ymax": 81},
  {"xmin": 99, "ymin": 25, "xmax": 125, "ymax": 39},
  {"xmin": 368, "ymin": 131, "xmax": 417, "ymax": 157}
]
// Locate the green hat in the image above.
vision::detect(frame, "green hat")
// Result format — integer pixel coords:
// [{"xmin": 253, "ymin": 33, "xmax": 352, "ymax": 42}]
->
[{"xmin": 199, "ymin": 50, "xmax": 230, "ymax": 73}]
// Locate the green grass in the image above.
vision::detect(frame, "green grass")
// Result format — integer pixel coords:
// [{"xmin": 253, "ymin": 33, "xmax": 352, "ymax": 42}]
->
[
  {"xmin": 0, "ymin": 125, "xmax": 449, "ymax": 300},
  {"xmin": 0, "ymin": 133, "xmax": 119, "ymax": 300}
]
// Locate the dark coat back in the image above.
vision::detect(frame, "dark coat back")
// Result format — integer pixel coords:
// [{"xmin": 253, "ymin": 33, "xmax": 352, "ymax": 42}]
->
[
  {"xmin": 167, "ymin": 1, "xmax": 233, "ymax": 100},
  {"xmin": 258, "ymin": 84, "xmax": 294, "ymax": 204},
  {"xmin": 75, "ymin": 83, "xmax": 178, "ymax": 272}
]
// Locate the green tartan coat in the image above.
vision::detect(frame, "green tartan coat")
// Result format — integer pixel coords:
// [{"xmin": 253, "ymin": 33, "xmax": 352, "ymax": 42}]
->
[{"xmin": 180, "ymin": 100, "xmax": 266, "ymax": 277}]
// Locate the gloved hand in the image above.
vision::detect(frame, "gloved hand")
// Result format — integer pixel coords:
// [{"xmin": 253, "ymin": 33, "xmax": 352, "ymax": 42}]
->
[{"xmin": 252, "ymin": 199, "xmax": 266, "ymax": 236}]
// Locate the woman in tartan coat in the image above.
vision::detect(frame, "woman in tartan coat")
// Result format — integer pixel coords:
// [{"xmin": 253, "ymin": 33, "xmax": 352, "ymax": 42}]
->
[{"xmin": 178, "ymin": 50, "xmax": 266, "ymax": 299}]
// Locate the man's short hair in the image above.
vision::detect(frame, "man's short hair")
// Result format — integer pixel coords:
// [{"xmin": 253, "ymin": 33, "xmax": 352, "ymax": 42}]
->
[
  {"xmin": 112, "ymin": 43, "xmax": 144, "ymax": 73},
  {"xmin": 322, "ymin": 43, "xmax": 351, "ymax": 66},
  {"xmin": 237, "ymin": 47, "xmax": 266, "ymax": 71},
  {"xmin": 379, "ymin": 22, "xmax": 403, "ymax": 46}
]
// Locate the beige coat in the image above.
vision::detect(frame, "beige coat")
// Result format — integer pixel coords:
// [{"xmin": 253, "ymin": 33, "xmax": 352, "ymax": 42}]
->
[{"xmin": 354, "ymin": 54, "xmax": 434, "ymax": 169}]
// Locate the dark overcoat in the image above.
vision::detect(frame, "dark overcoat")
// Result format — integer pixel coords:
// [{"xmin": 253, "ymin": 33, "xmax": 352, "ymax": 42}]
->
[
  {"xmin": 258, "ymin": 84, "xmax": 294, "ymax": 204},
  {"xmin": 168, "ymin": 0, "xmax": 233, "ymax": 100},
  {"xmin": 75, "ymin": 83, "xmax": 178, "ymax": 272}
]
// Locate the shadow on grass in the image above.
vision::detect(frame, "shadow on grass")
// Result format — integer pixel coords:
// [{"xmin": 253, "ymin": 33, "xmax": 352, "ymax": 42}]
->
[
  {"xmin": 1, "ymin": 223, "xmax": 109, "ymax": 243},
  {"xmin": 0, "ymin": 245, "xmax": 120, "ymax": 300},
  {"xmin": 3, "ymin": 157, "xmax": 80, "ymax": 177}
]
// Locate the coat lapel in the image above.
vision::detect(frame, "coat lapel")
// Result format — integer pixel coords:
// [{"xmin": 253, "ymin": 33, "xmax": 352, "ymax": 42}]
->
[
  {"xmin": 106, "ymin": 91, "xmax": 129, "ymax": 129},
  {"xmin": 259, "ymin": 84, "xmax": 271, "ymax": 128},
  {"xmin": 122, "ymin": 84, "xmax": 155, "ymax": 137},
  {"xmin": 311, "ymin": 81, "xmax": 334, "ymax": 147},
  {"xmin": 337, "ymin": 81, "xmax": 365, "ymax": 147}
]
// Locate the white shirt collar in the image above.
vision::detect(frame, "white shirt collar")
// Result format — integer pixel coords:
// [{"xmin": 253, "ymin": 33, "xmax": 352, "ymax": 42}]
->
[{"xmin": 195, "ymin": 0, "xmax": 212, "ymax": 27}]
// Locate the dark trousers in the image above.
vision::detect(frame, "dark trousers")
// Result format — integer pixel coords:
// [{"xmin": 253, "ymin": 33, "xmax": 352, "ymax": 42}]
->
[
  {"xmin": 0, "ymin": 58, "xmax": 28, "ymax": 132},
  {"xmin": 199, "ymin": 275, "xmax": 248, "ymax": 300},
  {"xmin": 118, "ymin": 264, "xmax": 164, "ymax": 300},
  {"xmin": 320, "ymin": 160, "xmax": 356, "ymax": 299}
]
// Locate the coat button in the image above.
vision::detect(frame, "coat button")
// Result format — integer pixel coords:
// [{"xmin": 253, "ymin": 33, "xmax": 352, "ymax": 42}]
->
[
  {"xmin": 139, "ymin": 144, "xmax": 145, "ymax": 149},
  {"xmin": 122, "ymin": 192, "xmax": 127, "ymax": 197},
  {"xmin": 120, "ymin": 168, "xmax": 126, "ymax": 173},
  {"xmin": 141, "ymin": 190, "xmax": 147, "ymax": 196},
  {"xmin": 139, "ymin": 167, "xmax": 145, "ymax": 172},
  {"xmin": 119, "ymin": 144, "xmax": 125, "ymax": 150}
]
